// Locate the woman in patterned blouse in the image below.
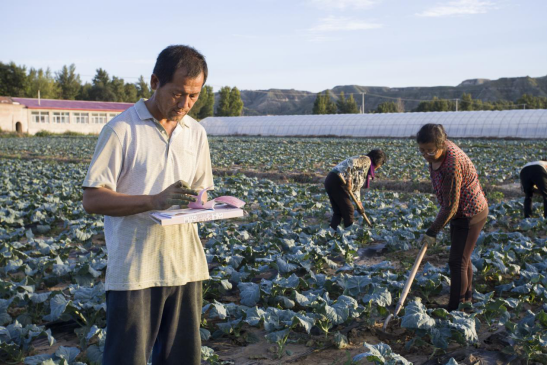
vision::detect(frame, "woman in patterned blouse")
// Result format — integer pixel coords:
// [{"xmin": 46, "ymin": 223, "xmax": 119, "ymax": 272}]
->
[
  {"xmin": 324, "ymin": 149, "xmax": 387, "ymax": 230},
  {"xmin": 417, "ymin": 124, "xmax": 488, "ymax": 312}
]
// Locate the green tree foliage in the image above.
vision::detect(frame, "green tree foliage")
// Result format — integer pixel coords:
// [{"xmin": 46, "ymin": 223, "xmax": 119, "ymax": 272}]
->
[
  {"xmin": 313, "ymin": 91, "xmax": 337, "ymax": 114},
  {"xmin": 0, "ymin": 62, "xmax": 28, "ymax": 97},
  {"xmin": 456, "ymin": 93, "xmax": 545, "ymax": 111},
  {"xmin": 416, "ymin": 97, "xmax": 454, "ymax": 112},
  {"xmin": 77, "ymin": 83, "xmax": 92, "ymax": 100},
  {"xmin": 81, "ymin": 70, "xmax": 141, "ymax": 102},
  {"xmin": 136, "ymin": 76, "xmax": 152, "ymax": 99},
  {"xmin": 189, "ymin": 85, "xmax": 215, "ymax": 120},
  {"xmin": 0, "ymin": 63, "xmax": 27, "ymax": 97},
  {"xmin": 124, "ymin": 83, "xmax": 139, "ymax": 103},
  {"xmin": 88, "ymin": 69, "xmax": 116, "ymax": 101},
  {"xmin": 312, "ymin": 93, "xmax": 326, "ymax": 114},
  {"xmin": 517, "ymin": 94, "xmax": 547, "ymax": 109},
  {"xmin": 55, "ymin": 64, "xmax": 81, "ymax": 100},
  {"xmin": 336, "ymin": 92, "xmax": 347, "ymax": 113},
  {"xmin": 376, "ymin": 101, "xmax": 399, "ymax": 113},
  {"xmin": 415, "ymin": 93, "xmax": 539, "ymax": 112},
  {"xmin": 26, "ymin": 68, "xmax": 60, "ymax": 99},
  {"xmin": 459, "ymin": 93, "xmax": 493, "ymax": 111},
  {"xmin": 460, "ymin": 93, "xmax": 474, "ymax": 111},
  {"xmin": 216, "ymin": 86, "xmax": 244, "ymax": 116},
  {"xmin": 336, "ymin": 92, "xmax": 359, "ymax": 114},
  {"xmin": 110, "ymin": 76, "xmax": 127, "ymax": 102}
]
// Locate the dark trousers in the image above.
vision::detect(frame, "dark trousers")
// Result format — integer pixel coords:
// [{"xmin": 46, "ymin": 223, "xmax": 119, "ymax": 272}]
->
[
  {"xmin": 520, "ymin": 165, "xmax": 547, "ymax": 218},
  {"xmin": 324, "ymin": 171, "xmax": 354, "ymax": 229},
  {"xmin": 103, "ymin": 282, "xmax": 202, "ymax": 365},
  {"xmin": 447, "ymin": 208, "xmax": 488, "ymax": 310}
]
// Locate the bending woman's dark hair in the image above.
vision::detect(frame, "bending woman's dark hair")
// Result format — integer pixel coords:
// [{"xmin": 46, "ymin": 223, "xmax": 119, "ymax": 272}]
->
[
  {"xmin": 367, "ymin": 149, "xmax": 387, "ymax": 166},
  {"xmin": 416, "ymin": 124, "xmax": 447, "ymax": 150}
]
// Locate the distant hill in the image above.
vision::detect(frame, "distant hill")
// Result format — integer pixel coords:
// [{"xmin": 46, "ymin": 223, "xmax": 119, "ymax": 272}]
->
[{"xmin": 232, "ymin": 75, "xmax": 547, "ymax": 115}]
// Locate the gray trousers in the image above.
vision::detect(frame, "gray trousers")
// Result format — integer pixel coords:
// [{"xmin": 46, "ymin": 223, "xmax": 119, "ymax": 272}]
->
[{"xmin": 103, "ymin": 282, "xmax": 202, "ymax": 365}]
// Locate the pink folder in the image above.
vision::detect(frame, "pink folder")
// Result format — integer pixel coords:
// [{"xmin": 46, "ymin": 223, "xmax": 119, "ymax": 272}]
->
[{"xmin": 188, "ymin": 186, "xmax": 246, "ymax": 210}]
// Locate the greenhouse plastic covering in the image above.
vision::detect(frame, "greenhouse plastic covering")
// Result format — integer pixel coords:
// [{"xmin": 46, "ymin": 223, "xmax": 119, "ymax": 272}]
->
[{"xmin": 201, "ymin": 109, "xmax": 547, "ymax": 138}]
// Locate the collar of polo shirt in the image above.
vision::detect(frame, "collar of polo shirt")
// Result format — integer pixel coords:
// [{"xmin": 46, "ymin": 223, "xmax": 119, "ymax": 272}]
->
[{"xmin": 134, "ymin": 99, "xmax": 190, "ymax": 128}]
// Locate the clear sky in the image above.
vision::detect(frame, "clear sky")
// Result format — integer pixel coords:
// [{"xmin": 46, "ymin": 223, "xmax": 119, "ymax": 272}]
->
[{"xmin": 1, "ymin": 0, "xmax": 545, "ymax": 92}]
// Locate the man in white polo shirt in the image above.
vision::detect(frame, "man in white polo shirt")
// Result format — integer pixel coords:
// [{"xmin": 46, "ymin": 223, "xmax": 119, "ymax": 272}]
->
[
  {"xmin": 82, "ymin": 45, "xmax": 213, "ymax": 365},
  {"xmin": 520, "ymin": 160, "xmax": 547, "ymax": 218}
]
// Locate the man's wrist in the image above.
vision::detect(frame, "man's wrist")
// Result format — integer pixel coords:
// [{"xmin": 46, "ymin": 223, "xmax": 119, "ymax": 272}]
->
[{"xmin": 148, "ymin": 194, "xmax": 159, "ymax": 211}]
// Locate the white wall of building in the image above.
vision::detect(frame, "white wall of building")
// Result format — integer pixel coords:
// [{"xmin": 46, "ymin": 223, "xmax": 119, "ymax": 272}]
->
[
  {"xmin": 25, "ymin": 109, "xmax": 120, "ymax": 135},
  {"xmin": 0, "ymin": 104, "xmax": 122, "ymax": 135},
  {"xmin": 0, "ymin": 103, "xmax": 28, "ymax": 133}
]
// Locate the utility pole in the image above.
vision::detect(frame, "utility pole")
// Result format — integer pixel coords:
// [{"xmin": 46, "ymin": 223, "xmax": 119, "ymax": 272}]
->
[
  {"xmin": 361, "ymin": 92, "xmax": 366, "ymax": 114},
  {"xmin": 455, "ymin": 99, "xmax": 459, "ymax": 112}
]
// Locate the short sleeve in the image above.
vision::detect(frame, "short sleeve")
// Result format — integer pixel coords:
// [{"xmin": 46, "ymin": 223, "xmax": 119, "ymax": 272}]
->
[
  {"xmin": 82, "ymin": 126, "xmax": 123, "ymax": 191},
  {"xmin": 191, "ymin": 134, "xmax": 214, "ymax": 191}
]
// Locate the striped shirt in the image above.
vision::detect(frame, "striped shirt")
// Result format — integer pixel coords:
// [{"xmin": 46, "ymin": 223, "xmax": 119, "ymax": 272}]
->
[
  {"xmin": 426, "ymin": 140, "xmax": 487, "ymax": 237},
  {"xmin": 83, "ymin": 99, "xmax": 214, "ymax": 291},
  {"xmin": 331, "ymin": 155, "xmax": 372, "ymax": 201}
]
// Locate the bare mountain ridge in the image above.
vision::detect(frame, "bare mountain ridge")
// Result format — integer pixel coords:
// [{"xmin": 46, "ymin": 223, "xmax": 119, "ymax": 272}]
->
[{"xmin": 234, "ymin": 75, "xmax": 547, "ymax": 115}]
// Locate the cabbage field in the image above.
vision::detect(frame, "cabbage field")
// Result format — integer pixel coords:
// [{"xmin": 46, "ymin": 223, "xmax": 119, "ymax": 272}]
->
[{"xmin": 0, "ymin": 136, "xmax": 546, "ymax": 365}]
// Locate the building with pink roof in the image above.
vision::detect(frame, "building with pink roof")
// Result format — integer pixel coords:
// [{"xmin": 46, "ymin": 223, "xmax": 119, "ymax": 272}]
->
[{"xmin": 0, "ymin": 96, "xmax": 133, "ymax": 135}]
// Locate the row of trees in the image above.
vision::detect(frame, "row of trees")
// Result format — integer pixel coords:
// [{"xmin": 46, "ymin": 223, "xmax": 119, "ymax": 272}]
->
[
  {"xmin": 312, "ymin": 90, "xmax": 547, "ymax": 115},
  {"xmin": 188, "ymin": 86, "xmax": 244, "ymax": 119},
  {"xmin": 415, "ymin": 93, "xmax": 547, "ymax": 112},
  {"xmin": 0, "ymin": 61, "xmax": 245, "ymax": 119},
  {"xmin": 313, "ymin": 91, "xmax": 359, "ymax": 114},
  {"xmin": 0, "ymin": 62, "xmax": 152, "ymax": 102}
]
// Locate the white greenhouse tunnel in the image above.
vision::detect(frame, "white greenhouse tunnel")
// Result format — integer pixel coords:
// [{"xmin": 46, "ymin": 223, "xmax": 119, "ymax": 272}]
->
[{"xmin": 201, "ymin": 109, "xmax": 547, "ymax": 139}]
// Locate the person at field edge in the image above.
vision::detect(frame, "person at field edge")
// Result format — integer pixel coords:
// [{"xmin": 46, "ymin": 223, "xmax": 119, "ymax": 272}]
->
[
  {"xmin": 82, "ymin": 45, "xmax": 213, "ymax": 365},
  {"xmin": 519, "ymin": 160, "xmax": 547, "ymax": 218},
  {"xmin": 324, "ymin": 149, "xmax": 387, "ymax": 229},
  {"xmin": 417, "ymin": 124, "xmax": 488, "ymax": 312}
]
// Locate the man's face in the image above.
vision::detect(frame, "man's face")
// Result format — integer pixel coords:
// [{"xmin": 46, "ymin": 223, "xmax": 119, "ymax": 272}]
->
[{"xmin": 151, "ymin": 67, "xmax": 204, "ymax": 122}]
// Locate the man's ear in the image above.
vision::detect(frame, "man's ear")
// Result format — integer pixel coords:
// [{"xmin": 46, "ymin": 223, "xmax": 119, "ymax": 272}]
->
[{"xmin": 150, "ymin": 74, "xmax": 159, "ymax": 91}]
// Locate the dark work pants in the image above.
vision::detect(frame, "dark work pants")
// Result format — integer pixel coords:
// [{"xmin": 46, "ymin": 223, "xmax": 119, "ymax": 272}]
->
[
  {"xmin": 103, "ymin": 282, "xmax": 202, "ymax": 365},
  {"xmin": 447, "ymin": 208, "xmax": 488, "ymax": 311},
  {"xmin": 520, "ymin": 165, "xmax": 547, "ymax": 218},
  {"xmin": 324, "ymin": 171, "xmax": 354, "ymax": 229}
]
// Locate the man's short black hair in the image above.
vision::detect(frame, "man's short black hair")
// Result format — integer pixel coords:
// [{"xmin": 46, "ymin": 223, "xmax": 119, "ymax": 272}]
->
[
  {"xmin": 367, "ymin": 149, "xmax": 387, "ymax": 167},
  {"xmin": 416, "ymin": 123, "xmax": 447, "ymax": 149},
  {"xmin": 153, "ymin": 45, "xmax": 208, "ymax": 87}
]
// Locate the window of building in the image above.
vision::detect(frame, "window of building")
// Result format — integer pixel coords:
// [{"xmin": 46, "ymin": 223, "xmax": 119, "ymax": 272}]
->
[
  {"xmin": 91, "ymin": 113, "xmax": 107, "ymax": 124},
  {"xmin": 108, "ymin": 113, "xmax": 118, "ymax": 121},
  {"xmin": 52, "ymin": 112, "xmax": 61, "ymax": 123},
  {"xmin": 31, "ymin": 111, "xmax": 49, "ymax": 123},
  {"xmin": 60, "ymin": 112, "xmax": 69, "ymax": 123},
  {"xmin": 52, "ymin": 112, "xmax": 69, "ymax": 123},
  {"xmin": 74, "ymin": 112, "xmax": 89, "ymax": 123},
  {"xmin": 31, "ymin": 111, "xmax": 39, "ymax": 123}
]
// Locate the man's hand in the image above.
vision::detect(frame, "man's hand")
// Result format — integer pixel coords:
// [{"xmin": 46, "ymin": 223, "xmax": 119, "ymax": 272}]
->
[
  {"xmin": 153, "ymin": 180, "xmax": 199, "ymax": 210},
  {"xmin": 420, "ymin": 234, "xmax": 436, "ymax": 247}
]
